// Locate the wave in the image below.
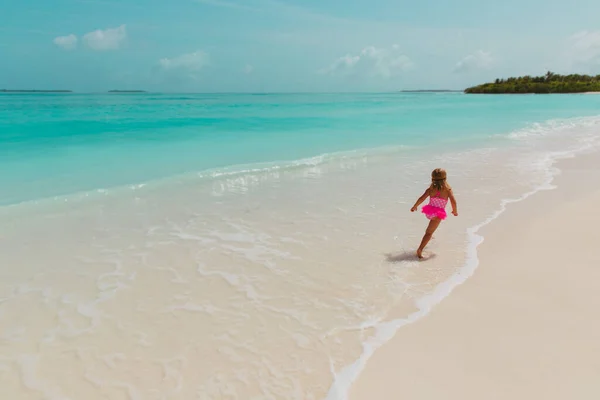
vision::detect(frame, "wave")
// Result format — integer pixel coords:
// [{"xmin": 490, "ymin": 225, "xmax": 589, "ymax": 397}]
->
[
  {"xmin": 0, "ymin": 145, "xmax": 413, "ymax": 211},
  {"xmin": 507, "ymin": 115, "xmax": 600, "ymax": 140}
]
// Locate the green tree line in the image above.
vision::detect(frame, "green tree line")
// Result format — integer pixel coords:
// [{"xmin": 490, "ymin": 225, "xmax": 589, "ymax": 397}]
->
[{"xmin": 465, "ymin": 72, "xmax": 600, "ymax": 94}]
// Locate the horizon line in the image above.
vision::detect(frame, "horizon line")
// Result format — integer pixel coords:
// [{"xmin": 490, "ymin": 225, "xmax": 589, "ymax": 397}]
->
[{"xmin": 1, "ymin": 89, "xmax": 467, "ymax": 94}]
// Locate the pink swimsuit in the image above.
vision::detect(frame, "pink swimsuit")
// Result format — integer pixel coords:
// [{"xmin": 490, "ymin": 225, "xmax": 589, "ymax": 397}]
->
[{"xmin": 421, "ymin": 191, "xmax": 448, "ymax": 220}]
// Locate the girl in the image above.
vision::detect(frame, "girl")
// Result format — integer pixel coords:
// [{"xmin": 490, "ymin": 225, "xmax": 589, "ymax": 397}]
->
[{"xmin": 410, "ymin": 168, "xmax": 458, "ymax": 259}]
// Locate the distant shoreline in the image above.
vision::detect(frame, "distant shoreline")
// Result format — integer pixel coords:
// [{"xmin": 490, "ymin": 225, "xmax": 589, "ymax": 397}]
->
[
  {"xmin": 465, "ymin": 72, "xmax": 600, "ymax": 94},
  {"xmin": 465, "ymin": 92, "xmax": 600, "ymax": 95},
  {"xmin": 3, "ymin": 89, "xmax": 597, "ymax": 95}
]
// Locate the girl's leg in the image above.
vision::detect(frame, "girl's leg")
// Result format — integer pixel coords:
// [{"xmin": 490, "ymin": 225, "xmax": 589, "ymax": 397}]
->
[{"xmin": 416, "ymin": 218, "xmax": 441, "ymax": 258}]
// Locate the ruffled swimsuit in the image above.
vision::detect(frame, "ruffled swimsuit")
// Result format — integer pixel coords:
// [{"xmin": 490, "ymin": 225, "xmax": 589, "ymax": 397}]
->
[{"xmin": 421, "ymin": 190, "xmax": 448, "ymax": 220}]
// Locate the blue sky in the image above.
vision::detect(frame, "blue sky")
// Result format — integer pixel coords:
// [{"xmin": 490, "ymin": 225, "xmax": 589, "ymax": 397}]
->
[{"xmin": 1, "ymin": 0, "xmax": 600, "ymax": 92}]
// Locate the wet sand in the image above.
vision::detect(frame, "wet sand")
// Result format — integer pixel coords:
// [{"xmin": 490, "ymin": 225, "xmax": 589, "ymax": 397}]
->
[{"xmin": 349, "ymin": 151, "xmax": 600, "ymax": 400}]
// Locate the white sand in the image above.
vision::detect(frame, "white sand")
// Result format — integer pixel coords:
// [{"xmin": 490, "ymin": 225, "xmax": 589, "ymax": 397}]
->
[{"xmin": 349, "ymin": 152, "xmax": 600, "ymax": 400}]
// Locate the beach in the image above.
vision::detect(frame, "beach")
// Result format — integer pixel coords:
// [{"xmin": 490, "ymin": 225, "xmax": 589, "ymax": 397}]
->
[
  {"xmin": 349, "ymin": 151, "xmax": 600, "ymax": 400},
  {"xmin": 5, "ymin": 0, "xmax": 600, "ymax": 395},
  {"xmin": 1, "ymin": 93, "xmax": 600, "ymax": 399}
]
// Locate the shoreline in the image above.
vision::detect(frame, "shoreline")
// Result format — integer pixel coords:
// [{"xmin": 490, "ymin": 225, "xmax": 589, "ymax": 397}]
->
[
  {"xmin": 346, "ymin": 150, "xmax": 600, "ymax": 399},
  {"xmin": 3, "ymin": 93, "xmax": 600, "ymax": 398},
  {"xmin": 325, "ymin": 141, "xmax": 598, "ymax": 400}
]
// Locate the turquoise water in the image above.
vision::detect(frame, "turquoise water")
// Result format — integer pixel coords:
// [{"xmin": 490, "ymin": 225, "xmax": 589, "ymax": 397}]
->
[{"xmin": 2, "ymin": 92, "xmax": 600, "ymax": 205}]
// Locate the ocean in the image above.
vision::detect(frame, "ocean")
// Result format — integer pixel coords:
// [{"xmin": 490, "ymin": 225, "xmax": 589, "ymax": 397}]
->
[{"xmin": 1, "ymin": 92, "xmax": 600, "ymax": 399}]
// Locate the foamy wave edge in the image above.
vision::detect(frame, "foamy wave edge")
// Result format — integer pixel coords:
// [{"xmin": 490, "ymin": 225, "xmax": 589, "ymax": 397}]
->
[{"xmin": 324, "ymin": 117, "xmax": 600, "ymax": 400}]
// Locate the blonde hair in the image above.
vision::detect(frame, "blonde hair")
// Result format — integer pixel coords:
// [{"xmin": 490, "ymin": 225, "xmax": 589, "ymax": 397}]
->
[{"xmin": 429, "ymin": 168, "xmax": 450, "ymax": 192}]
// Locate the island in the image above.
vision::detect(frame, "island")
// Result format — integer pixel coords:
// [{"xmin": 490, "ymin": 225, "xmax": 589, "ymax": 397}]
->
[
  {"xmin": 108, "ymin": 90, "xmax": 147, "ymax": 93},
  {"xmin": 1, "ymin": 89, "xmax": 72, "ymax": 93},
  {"xmin": 465, "ymin": 72, "xmax": 600, "ymax": 94}
]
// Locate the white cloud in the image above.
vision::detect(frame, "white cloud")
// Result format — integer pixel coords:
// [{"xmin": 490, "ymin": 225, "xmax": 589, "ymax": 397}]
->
[
  {"xmin": 322, "ymin": 55, "xmax": 360, "ymax": 74},
  {"xmin": 570, "ymin": 30, "xmax": 600, "ymax": 53},
  {"xmin": 83, "ymin": 25, "xmax": 127, "ymax": 51},
  {"xmin": 53, "ymin": 34, "xmax": 78, "ymax": 50},
  {"xmin": 453, "ymin": 50, "xmax": 493, "ymax": 73},
  {"xmin": 321, "ymin": 45, "xmax": 413, "ymax": 78},
  {"xmin": 567, "ymin": 31, "xmax": 600, "ymax": 72},
  {"xmin": 243, "ymin": 64, "xmax": 254, "ymax": 74},
  {"xmin": 159, "ymin": 51, "xmax": 210, "ymax": 71}
]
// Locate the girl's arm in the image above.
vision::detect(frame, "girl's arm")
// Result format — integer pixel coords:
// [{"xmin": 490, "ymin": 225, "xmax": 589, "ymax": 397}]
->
[
  {"xmin": 448, "ymin": 188, "xmax": 458, "ymax": 216},
  {"xmin": 410, "ymin": 188, "xmax": 430, "ymax": 212}
]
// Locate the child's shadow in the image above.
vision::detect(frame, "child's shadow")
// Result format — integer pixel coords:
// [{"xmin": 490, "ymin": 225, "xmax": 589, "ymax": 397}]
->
[{"xmin": 385, "ymin": 251, "xmax": 437, "ymax": 263}]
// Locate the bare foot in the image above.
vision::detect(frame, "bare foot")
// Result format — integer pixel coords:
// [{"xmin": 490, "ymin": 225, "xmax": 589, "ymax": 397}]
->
[{"xmin": 416, "ymin": 249, "xmax": 424, "ymax": 259}]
